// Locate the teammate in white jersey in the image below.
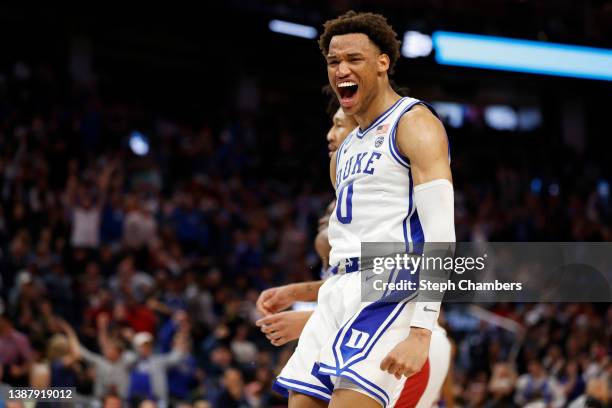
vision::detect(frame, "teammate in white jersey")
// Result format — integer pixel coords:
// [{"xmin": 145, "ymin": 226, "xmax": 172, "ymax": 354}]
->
[
  {"xmin": 274, "ymin": 11, "xmax": 455, "ymax": 408},
  {"xmin": 256, "ymin": 106, "xmax": 356, "ymax": 345}
]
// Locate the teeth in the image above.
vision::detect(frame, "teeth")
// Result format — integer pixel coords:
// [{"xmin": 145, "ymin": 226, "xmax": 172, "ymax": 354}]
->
[{"xmin": 338, "ymin": 81, "xmax": 357, "ymax": 88}]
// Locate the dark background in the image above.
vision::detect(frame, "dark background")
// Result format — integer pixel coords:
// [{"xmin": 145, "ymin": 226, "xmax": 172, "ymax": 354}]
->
[{"xmin": 1, "ymin": 2, "xmax": 611, "ymax": 407}]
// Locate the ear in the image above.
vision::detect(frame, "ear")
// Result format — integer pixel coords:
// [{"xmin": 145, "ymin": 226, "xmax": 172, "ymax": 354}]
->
[{"xmin": 377, "ymin": 53, "xmax": 390, "ymax": 73}]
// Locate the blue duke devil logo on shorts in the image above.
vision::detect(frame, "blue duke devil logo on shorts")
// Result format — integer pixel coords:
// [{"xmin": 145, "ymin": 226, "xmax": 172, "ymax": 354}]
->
[
  {"xmin": 345, "ymin": 329, "xmax": 370, "ymax": 349},
  {"xmin": 334, "ymin": 301, "xmax": 407, "ymax": 368}
]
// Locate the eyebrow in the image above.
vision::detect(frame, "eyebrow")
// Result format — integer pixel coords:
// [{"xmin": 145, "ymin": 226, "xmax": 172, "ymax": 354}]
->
[{"xmin": 327, "ymin": 51, "xmax": 365, "ymax": 59}]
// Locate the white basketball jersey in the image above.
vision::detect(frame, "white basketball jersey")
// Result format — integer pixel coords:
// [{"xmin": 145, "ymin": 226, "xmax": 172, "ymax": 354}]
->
[{"xmin": 328, "ymin": 97, "xmax": 429, "ymax": 267}]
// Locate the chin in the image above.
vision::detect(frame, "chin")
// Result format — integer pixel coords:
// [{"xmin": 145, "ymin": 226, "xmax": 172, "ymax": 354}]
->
[{"xmin": 341, "ymin": 104, "xmax": 358, "ymax": 116}]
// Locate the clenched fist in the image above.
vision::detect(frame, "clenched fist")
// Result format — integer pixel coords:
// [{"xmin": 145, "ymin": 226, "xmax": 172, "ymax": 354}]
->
[{"xmin": 380, "ymin": 327, "xmax": 431, "ymax": 379}]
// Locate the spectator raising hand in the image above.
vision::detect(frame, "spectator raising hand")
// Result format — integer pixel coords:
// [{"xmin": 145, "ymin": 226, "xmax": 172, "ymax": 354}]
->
[{"xmin": 57, "ymin": 318, "xmax": 134, "ymax": 399}]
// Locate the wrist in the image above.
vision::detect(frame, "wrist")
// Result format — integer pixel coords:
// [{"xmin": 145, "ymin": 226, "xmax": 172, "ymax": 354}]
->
[
  {"xmin": 291, "ymin": 282, "xmax": 316, "ymax": 302},
  {"xmin": 287, "ymin": 283, "xmax": 300, "ymax": 302},
  {"xmin": 409, "ymin": 327, "xmax": 432, "ymax": 338}
]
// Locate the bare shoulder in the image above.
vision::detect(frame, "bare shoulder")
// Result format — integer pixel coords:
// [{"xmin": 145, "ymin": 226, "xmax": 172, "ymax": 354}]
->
[
  {"xmin": 396, "ymin": 104, "xmax": 448, "ymax": 160},
  {"xmin": 396, "ymin": 103, "xmax": 451, "ymax": 183}
]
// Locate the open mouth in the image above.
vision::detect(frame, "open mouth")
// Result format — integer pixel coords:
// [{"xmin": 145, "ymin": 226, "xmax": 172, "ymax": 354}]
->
[{"xmin": 337, "ymin": 81, "xmax": 359, "ymax": 105}]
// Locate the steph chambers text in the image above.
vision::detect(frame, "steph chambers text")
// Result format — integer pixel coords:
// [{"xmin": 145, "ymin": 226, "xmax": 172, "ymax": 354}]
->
[{"xmin": 373, "ymin": 279, "xmax": 523, "ymax": 292}]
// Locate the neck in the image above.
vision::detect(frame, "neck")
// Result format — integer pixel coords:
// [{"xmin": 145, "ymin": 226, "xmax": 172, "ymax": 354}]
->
[{"xmin": 354, "ymin": 85, "xmax": 401, "ymax": 130}]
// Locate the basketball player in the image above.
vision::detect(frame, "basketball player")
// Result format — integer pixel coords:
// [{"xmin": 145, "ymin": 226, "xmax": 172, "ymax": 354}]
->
[
  {"xmin": 272, "ymin": 11, "xmax": 455, "ymax": 408},
  {"xmin": 258, "ymin": 97, "xmax": 453, "ymax": 406},
  {"xmin": 268, "ymin": 12, "xmax": 455, "ymax": 407}
]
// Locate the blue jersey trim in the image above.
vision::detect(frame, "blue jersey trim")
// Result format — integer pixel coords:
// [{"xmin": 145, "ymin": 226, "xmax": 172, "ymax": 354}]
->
[
  {"xmin": 356, "ymin": 97, "xmax": 405, "ymax": 138},
  {"xmin": 410, "ymin": 208, "xmax": 424, "ymax": 244},
  {"xmin": 388, "ymin": 130, "xmax": 410, "ymax": 169},
  {"xmin": 311, "ymin": 363, "xmax": 334, "ymax": 393},
  {"xmin": 402, "ymin": 212, "xmax": 410, "ymax": 253},
  {"xmin": 403, "ymin": 170, "xmax": 425, "ymax": 253},
  {"xmin": 273, "ymin": 377, "xmax": 332, "ymax": 401},
  {"xmin": 318, "ymin": 364, "xmax": 390, "ymax": 407},
  {"xmin": 341, "ymin": 368, "xmax": 390, "ymax": 407},
  {"xmin": 403, "ymin": 170, "xmax": 414, "ymax": 253},
  {"xmin": 408, "ymin": 169, "xmax": 424, "ymax": 246},
  {"xmin": 381, "ymin": 267, "xmax": 397, "ymax": 298}
]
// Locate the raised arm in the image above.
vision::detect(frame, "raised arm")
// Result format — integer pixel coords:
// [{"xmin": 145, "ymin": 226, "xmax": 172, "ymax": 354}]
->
[
  {"xmin": 57, "ymin": 318, "xmax": 102, "ymax": 363},
  {"xmin": 95, "ymin": 313, "xmax": 113, "ymax": 355},
  {"xmin": 95, "ymin": 160, "xmax": 117, "ymax": 210},
  {"xmin": 57, "ymin": 319, "xmax": 81, "ymax": 358},
  {"xmin": 156, "ymin": 330, "xmax": 188, "ymax": 367}
]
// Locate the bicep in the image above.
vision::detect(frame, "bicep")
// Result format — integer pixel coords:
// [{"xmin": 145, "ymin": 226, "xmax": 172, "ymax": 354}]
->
[{"xmin": 396, "ymin": 106, "xmax": 451, "ymax": 185}]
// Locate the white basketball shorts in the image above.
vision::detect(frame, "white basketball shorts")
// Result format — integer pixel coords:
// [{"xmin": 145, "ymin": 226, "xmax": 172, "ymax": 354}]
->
[{"xmin": 273, "ymin": 271, "xmax": 420, "ymax": 407}]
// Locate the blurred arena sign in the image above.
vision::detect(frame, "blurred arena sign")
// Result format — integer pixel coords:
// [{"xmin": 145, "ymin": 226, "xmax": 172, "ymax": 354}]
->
[
  {"xmin": 431, "ymin": 102, "xmax": 542, "ymax": 131},
  {"xmin": 484, "ymin": 105, "xmax": 518, "ymax": 131},
  {"xmin": 269, "ymin": 19, "xmax": 317, "ymax": 39},
  {"xmin": 129, "ymin": 130, "xmax": 150, "ymax": 156},
  {"xmin": 401, "ymin": 31, "xmax": 433, "ymax": 58},
  {"xmin": 432, "ymin": 31, "xmax": 612, "ymax": 81}
]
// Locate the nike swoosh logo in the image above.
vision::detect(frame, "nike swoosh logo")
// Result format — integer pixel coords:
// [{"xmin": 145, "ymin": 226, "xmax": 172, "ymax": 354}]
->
[{"xmin": 424, "ymin": 306, "xmax": 438, "ymax": 313}]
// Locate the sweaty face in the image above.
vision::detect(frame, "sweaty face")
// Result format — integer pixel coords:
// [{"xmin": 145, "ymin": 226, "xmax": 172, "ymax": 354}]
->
[
  {"xmin": 326, "ymin": 108, "xmax": 357, "ymax": 157},
  {"xmin": 326, "ymin": 33, "xmax": 387, "ymax": 115}
]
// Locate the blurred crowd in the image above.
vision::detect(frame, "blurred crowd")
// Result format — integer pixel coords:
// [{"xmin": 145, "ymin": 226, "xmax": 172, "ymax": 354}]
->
[
  {"xmin": 447, "ymin": 303, "xmax": 611, "ymax": 407},
  {"xmin": 0, "ymin": 60, "xmax": 611, "ymax": 408}
]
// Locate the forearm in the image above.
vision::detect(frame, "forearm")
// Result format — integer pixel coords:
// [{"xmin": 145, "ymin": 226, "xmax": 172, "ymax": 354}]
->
[
  {"xmin": 98, "ymin": 325, "xmax": 111, "ymax": 352},
  {"xmin": 66, "ymin": 330, "xmax": 81, "ymax": 358},
  {"xmin": 288, "ymin": 281, "xmax": 324, "ymax": 302},
  {"xmin": 410, "ymin": 179, "xmax": 455, "ymax": 331}
]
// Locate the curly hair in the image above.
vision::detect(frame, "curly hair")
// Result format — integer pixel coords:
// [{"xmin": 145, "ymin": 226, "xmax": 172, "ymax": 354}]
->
[{"xmin": 319, "ymin": 11, "xmax": 401, "ymax": 75}]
